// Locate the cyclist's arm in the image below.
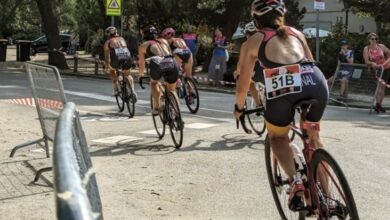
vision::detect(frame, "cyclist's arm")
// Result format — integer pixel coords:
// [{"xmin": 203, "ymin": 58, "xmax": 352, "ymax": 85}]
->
[
  {"xmin": 236, "ymin": 34, "xmax": 261, "ymax": 111},
  {"xmin": 138, "ymin": 43, "xmax": 147, "ymax": 77},
  {"xmin": 103, "ymin": 40, "xmax": 110, "ymax": 69},
  {"xmin": 234, "ymin": 41, "xmax": 248, "ymax": 79}
]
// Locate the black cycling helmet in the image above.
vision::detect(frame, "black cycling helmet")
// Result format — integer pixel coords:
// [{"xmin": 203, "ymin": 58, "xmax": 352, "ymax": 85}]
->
[
  {"xmin": 143, "ymin": 26, "xmax": 158, "ymax": 41},
  {"xmin": 105, "ymin": 26, "xmax": 118, "ymax": 37}
]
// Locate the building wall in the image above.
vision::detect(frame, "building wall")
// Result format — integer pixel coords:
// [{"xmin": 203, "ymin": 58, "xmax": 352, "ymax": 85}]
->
[{"xmin": 299, "ymin": 0, "xmax": 376, "ymax": 34}]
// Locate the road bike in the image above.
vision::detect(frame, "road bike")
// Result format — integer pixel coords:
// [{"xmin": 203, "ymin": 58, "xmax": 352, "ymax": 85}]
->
[
  {"xmin": 139, "ymin": 76, "xmax": 184, "ymax": 149},
  {"xmin": 264, "ymin": 99, "xmax": 358, "ymax": 220},
  {"xmin": 176, "ymin": 70, "xmax": 200, "ymax": 114},
  {"xmin": 114, "ymin": 66, "xmax": 136, "ymax": 118}
]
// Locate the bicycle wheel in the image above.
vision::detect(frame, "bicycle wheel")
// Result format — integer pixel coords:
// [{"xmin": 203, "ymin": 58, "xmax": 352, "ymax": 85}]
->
[
  {"xmin": 115, "ymin": 82, "xmax": 125, "ymax": 112},
  {"xmin": 265, "ymin": 136, "xmax": 305, "ymax": 220},
  {"xmin": 150, "ymin": 94, "xmax": 165, "ymax": 139},
  {"xmin": 246, "ymin": 97, "xmax": 266, "ymax": 135},
  {"xmin": 184, "ymin": 78, "xmax": 200, "ymax": 114},
  {"xmin": 123, "ymin": 77, "xmax": 135, "ymax": 118},
  {"xmin": 311, "ymin": 149, "xmax": 359, "ymax": 220},
  {"xmin": 167, "ymin": 92, "xmax": 183, "ymax": 148}
]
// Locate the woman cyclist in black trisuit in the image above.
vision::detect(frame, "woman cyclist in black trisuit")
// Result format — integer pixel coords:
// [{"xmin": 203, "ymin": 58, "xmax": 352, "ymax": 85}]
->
[
  {"xmin": 234, "ymin": 0, "xmax": 328, "ymax": 211},
  {"xmin": 138, "ymin": 26, "xmax": 180, "ymax": 114}
]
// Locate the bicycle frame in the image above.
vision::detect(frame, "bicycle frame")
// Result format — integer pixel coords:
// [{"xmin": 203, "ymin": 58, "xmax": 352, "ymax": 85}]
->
[{"xmin": 290, "ymin": 108, "xmax": 345, "ymax": 217}]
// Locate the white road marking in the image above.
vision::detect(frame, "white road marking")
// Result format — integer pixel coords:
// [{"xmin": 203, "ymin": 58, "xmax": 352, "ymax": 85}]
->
[
  {"xmin": 186, "ymin": 123, "xmax": 218, "ymax": 129},
  {"xmin": 64, "ymin": 90, "xmax": 150, "ymax": 105},
  {"xmin": 79, "ymin": 115, "xmax": 139, "ymax": 122},
  {"xmin": 138, "ymin": 130, "xmax": 158, "ymax": 135},
  {"xmin": 92, "ymin": 135, "xmax": 143, "ymax": 145}
]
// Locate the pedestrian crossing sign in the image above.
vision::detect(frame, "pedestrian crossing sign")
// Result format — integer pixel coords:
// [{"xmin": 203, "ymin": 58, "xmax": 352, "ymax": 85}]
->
[{"xmin": 106, "ymin": 0, "xmax": 121, "ymax": 16}]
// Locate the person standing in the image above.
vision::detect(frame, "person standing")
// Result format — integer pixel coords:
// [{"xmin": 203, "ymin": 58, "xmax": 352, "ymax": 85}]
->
[
  {"xmin": 363, "ymin": 33, "xmax": 390, "ymax": 113},
  {"xmin": 68, "ymin": 31, "xmax": 79, "ymax": 55},
  {"xmin": 182, "ymin": 25, "xmax": 198, "ymax": 67},
  {"xmin": 208, "ymin": 28, "xmax": 228, "ymax": 84}
]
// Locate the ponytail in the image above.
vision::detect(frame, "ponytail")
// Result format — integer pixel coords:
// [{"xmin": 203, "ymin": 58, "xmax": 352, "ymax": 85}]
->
[
  {"xmin": 254, "ymin": 10, "xmax": 288, "ymax": 40},
  {"xmin": 276, "ymin": 25, "xmax": 288, "ymax": 39}
]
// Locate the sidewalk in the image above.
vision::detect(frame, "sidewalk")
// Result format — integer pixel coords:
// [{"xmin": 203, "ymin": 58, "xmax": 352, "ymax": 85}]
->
[{"xmin": 2, "ymin": 48, "xmax": 390, "ymax": 109}]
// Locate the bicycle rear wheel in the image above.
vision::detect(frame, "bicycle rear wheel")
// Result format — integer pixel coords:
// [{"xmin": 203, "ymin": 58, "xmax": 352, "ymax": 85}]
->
[
  {"xmin": 184, "ymin": 78, "xmax": 199, "ymax": 114},
  {"xmin": 246, "ymin": 97, "xmax": 266, "ymax": 135},
  {"xmin": 115, "ymin": 82, "xmax": 125, "ymax": 112},
  {"xmin": 123, "ymin": 77, "xmax": 135, "ymax": 118},
  {"xmin": 150, "ymin": 95, "xmax": 165, "ymax": 139},
  {"xmin": 167, "ymin": 92, "xmax": 183, "ymax": 148},
  {"xmin": 265, "ymin": 136, "xmax": 305, "ymax": 220},
  {"xmin": 311, "ymin": 149, "xmax": 359, "ymax": 220}
]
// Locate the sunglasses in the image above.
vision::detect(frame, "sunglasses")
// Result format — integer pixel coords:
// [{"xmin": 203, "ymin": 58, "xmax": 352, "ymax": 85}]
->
[{"xmin": 370, "ymin": 38, "xmax": 377, "ymax": 40}]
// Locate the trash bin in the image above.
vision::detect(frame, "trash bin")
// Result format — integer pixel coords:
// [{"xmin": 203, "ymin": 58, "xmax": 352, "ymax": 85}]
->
[
  {"xmin": 0, "ymin": 39, "xmax": 8, "ymax": 62},
  {"xmin": 16, "ymin": 40, "xmax": 32, "ymax": 62}
]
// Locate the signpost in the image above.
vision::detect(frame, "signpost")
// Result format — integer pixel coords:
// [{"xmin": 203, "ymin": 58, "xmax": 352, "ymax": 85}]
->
[
  {"xmin": 106, "ymin": 0, "xmax": 122, "ymax": 26},
  {"xmin": 314, "ymin": 0, "xmax": 325, "ymax": 61}
]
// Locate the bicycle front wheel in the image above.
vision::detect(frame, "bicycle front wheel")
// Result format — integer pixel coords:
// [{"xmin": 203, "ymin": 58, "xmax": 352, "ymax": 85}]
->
[
  {"xmin": 246, "ymin": 97, "xmax": 266, "ymax": 135},
  {"xmin": 311, "ymin": 149, "xmax": 359, "ymax": 220},
  {"xmin": 265, "ymin": 136, "xmax": 304, "ymax": 220},
  {"xmin": 184, "ymin": 78, "xmax": 200, "ymax": 114},
  {"xmin": 167, "ymin": 92, "xmax": 183, "ymax": 148},
  {"xmin": 150, "ymin": 95, "xmax": 165, "ymax": 139}
]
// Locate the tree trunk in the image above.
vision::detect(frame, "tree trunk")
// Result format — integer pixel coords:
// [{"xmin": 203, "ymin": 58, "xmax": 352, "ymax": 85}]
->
[
  {"xmin": 223, "ymin": 0, "xmax": 245, "ymax": 41},
  {"xmin": 36, "ymin": 0, "xmax": 69, "ymax": 69}
]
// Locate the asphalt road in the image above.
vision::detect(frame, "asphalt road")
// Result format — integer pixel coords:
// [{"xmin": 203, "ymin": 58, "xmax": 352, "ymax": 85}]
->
[{"xmin": 1, "ymin": 68, "xmax": 390, "ymax": 219}]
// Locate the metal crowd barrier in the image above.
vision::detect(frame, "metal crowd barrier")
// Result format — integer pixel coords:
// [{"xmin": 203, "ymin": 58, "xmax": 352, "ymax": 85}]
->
[
  {"xmin": 54, "ymin": 102, "xmax": 103, "ymax": 220},
  {"xmin": 10, "ymin": 62, "xmax": 67, "ymax": 158},
  {"xmin": 328, "ymin": 62, "xmax": 390, "ymax": 112},
  {"xmin": 70, "ymin": 54, "xmax": 105, "ymax": 76}
]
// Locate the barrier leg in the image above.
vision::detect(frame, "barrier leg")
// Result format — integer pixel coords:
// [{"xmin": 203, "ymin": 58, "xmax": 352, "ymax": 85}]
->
[
  {"xmin": 10, "ymin": 137, "xmax": 47, "ymax": 158},
  {"xmin": 33, "ymin": 167, "xmax": 52, "ymax": 183},
  {"xmin": 370, "ymin": 82, "xmax": 380, "ymax": 114}
]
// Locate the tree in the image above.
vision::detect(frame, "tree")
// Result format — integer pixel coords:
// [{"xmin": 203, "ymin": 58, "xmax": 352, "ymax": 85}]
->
[
  {"xmin": 36, "ymin": 0, "xmax": 69, "ymax": 69},
  {"xmin": 0, "ymin": 0, "xmax": 26, "ymax": 37},
  {"xmin": 342, "ymin": 0, "xmax": 390, "ymax": 34}
]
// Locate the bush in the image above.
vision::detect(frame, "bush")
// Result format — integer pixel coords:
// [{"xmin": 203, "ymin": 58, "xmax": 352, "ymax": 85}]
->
[{"xmin": 85, "ymin": 29, "xmax": 105, "ymax": 59}]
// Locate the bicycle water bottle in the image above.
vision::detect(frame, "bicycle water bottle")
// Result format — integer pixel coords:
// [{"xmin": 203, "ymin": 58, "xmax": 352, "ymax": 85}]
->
[{"xmin": 290, "ymin": 143, "xmax": 307, "ymax": 179}]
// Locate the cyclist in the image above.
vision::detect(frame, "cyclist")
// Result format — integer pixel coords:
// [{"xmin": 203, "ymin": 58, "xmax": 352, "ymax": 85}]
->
[
  {"xmin": 234, "ymin": 0, "xmax": 328, "ymax": 211},
  {"xmin": 138, "ymin": 26, "xmax": 180, "ymax": 115},
  {"xmin": 234, "ymin": 21, "xmax": 265, "ymax": 107},
  {"xmin": 161, "ymin": 28, "xmax": 194, "ymax": 79},
  {"xmin": 103, "ymin": 26, "xmax": 136, "ymax": 100}
]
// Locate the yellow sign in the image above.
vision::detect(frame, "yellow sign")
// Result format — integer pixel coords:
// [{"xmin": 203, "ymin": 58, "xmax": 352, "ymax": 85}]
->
[{"xmin": 106, "ymin": 0, "xmax": 121, "ymax": 16}]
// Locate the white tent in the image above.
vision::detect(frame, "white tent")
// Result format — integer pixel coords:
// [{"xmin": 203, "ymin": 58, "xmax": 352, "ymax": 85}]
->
[{"xmin": 303, "ymin": 28, "xmax": 330, "ymax": 38}]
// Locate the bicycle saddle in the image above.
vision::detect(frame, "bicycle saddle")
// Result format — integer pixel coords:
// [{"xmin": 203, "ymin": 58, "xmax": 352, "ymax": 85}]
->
[{"xmin": 294, "ymin": 99, "xmax": 318, "ymax": 111}]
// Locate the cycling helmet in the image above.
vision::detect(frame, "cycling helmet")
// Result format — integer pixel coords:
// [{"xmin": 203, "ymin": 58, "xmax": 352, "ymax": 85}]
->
[
  {"xmin": 143, "ymin": 26, "xmax": 158, "ymax": 40},
  {"xmin": 161, "ymin": 27, "xmax": 175, "ymax": 38},
  {"xmin": 251, "ymin": 0, "xmax": 286, "ymax": 17},
  {"xmin": 244, "ymin": 21, "xmax": 257, "ymax": 34},
  {"xmin": 105, "ymin": 26, "xmax": 118, "ymax": 36}
]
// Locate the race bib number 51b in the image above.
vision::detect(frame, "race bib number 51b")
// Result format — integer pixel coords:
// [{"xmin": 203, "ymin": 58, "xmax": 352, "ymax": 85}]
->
[{"xmin": 263, "ymin": 64, "xmax": 302, "ymax": 100}]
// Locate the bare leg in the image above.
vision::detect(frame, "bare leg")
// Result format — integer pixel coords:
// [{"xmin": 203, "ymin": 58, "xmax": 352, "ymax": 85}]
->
[
  {"xmin": 123, "ymin": 70, "xmax": 136, "ymax": 93},
  {"xmin": 183, "ymin": 55, "xmax": 194, "ymax": 79},
  {"xmin": 340, "ymin": 77, "xmax": 347, "ymax": 96},
  {"xmin": 268, "ymin": 131, "xmax": 296, "ymax": 179},
  {"xmin": 110, "ymin": 69, "xmax": 118, "ymax": 93},
  {"xmin": 151, "ymin": 80, "xmax": 160, "ymax": 113}
]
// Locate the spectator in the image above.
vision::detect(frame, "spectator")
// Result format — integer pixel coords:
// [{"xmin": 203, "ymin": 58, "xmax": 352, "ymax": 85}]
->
[
  {"xmin": 208, "ymin": 28, "xmax": 228, "ymax": 85},
  {"xmin": 363, "ymin": 32, "xmax": 390, "ymax": 113},
  {"xmin": 68, "ymin": 31, "xmax": 79, "ymax": 55},
  {"xmin": 182, "ymin": 25, "xmax": 198, "ymax": 67},
  {"xmin": 329, "ymin": 39, "xmax": 354, "ymax": 98}
]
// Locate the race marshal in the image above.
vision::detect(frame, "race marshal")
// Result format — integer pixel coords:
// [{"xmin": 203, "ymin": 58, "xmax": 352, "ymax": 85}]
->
[{"xmin": 106, "ymin": 0, "xmax": 121, "ymax": 16}]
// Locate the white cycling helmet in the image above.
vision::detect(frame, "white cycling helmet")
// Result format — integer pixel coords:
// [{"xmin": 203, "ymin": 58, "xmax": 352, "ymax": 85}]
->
[
  {"xmin": 251, "ymin": 0, "xmax": 286, "ymax": 17},
  {"xmin": 244, "ymin": 21, "xmax": 257, "ymax": 34}
]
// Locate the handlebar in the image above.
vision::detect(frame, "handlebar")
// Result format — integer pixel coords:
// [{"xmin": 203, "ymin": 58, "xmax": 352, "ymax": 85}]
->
[
  {"xmin": 139, "ymin": 76, "xmax": 150, "ymax": 90},
  {"xmin": 236, "ymin": 106, "xmax": 265, "ymax": 134}
]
